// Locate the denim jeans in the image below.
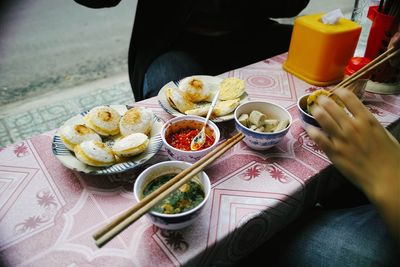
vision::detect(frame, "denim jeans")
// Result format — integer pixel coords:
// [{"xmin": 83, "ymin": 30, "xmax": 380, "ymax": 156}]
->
[
  {"xmin": 143, "ymin": 51, "xmax": 204, "ymax": 99},
  {"xmin": 236, "ymin": 204, "xmax": 399, "ymax": 267},
  {"xmin": 278, "ymin": 204, "xmax": 399, "ymax": 266},
  {"xmin": 142, "ymin": 23, "xmax": 293, "ymax": 99}
]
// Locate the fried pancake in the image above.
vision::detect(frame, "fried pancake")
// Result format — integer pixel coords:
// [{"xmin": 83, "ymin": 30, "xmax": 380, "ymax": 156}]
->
[
  {"xmin": 214, "ymin": 98, "xmax": 241, "ymax": 116},
  {"xmin": 184, "ymin": 102, "xmax": 211, "ymax": 116},
  {"xmin": 219, "ymin": 77, "xmax": 245, "ymax": 100}
]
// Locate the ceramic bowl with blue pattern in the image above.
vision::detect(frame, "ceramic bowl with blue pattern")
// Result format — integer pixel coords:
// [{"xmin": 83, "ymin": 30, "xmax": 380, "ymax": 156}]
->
[
  {"xmin": 234, "ymin": 101, "xmax": 292, "ymax": 150},
  {"xmin": 297, "ymin": 94, "xmax": 321, "ymax": 129},
  {"xmin": 133, "ymin": 161, "xmax": 211, "ymax": 230}
]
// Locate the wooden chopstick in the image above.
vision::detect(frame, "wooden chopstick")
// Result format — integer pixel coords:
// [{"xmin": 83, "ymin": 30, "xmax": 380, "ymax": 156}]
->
[
  {"xmin": 93, "ymin": 132, "xmax": 245, "ymax": 248},
  {"xmin": 330, "ymin": 46, "xmax": 399, "ymax": 94}
]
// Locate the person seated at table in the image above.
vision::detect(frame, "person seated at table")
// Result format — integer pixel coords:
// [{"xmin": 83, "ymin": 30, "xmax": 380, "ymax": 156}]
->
[
  {"xmin": 73, "ymin": 0, "xmax": 310, "ymax": 100},
  {"xmin": 236, "ymin": 31, "xmax": 400, "ymax": 267},
  {"xmin": 289, "ymin": 89, "xmax": 400, "ymax": 266}
]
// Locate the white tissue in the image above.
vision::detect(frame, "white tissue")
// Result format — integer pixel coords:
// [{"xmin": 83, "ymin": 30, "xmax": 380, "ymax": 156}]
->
[{"xmin": 321, "ymin": 9, "xmax": 344, "ymax": 25}]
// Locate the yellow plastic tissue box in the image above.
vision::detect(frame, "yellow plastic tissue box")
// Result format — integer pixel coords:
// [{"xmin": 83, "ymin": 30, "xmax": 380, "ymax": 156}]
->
[{"xmin": 283, "ymin": 14, "xmax": 361, "ymax": 86}]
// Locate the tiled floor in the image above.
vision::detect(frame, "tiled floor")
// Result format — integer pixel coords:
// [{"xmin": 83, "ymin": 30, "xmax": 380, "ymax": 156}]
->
[{"xmin": 0, "ymin": 76, "xmax": 134, "ymax": 147}]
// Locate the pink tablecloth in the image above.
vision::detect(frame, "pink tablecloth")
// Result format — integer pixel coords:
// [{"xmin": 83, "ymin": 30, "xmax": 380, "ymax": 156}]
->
[{"xmin": 1, "ymin": 53, "xmax": 399, "ymax": 266}]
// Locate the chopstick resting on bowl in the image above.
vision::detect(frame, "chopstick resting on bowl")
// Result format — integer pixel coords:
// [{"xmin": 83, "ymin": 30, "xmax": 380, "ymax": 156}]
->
[
  {"xmin": 329, "ymin": 46, "xmax": 400, "ymax": 94},
  {"xmin": 93, "ymin": 132, "xmax": 245, "ymax": 248}
]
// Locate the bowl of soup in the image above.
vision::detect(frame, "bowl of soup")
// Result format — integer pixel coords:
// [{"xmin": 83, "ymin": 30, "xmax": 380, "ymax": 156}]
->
[
  {"xmin": 161, "ymin": 115, "xmax": 220, "ymax": 162},
  {"xmin": 133, "ymin": 161, "xmax": 211, "ymax": 230}
]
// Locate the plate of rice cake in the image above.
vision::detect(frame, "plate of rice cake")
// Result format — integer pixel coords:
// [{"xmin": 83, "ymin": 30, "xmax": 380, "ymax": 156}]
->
[
  {"xmin": 52, "ymin": 105, "xmax": 163, "ymax": 175},
  {"xmin": 158, "ymin": 75, "xmax": 250, "ymax": 122}
]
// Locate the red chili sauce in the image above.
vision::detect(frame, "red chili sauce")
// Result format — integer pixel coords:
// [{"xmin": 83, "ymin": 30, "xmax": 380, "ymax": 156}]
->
[{"xmin": 166, "ymin": 128, "xmax": 215, "ymax": 151}]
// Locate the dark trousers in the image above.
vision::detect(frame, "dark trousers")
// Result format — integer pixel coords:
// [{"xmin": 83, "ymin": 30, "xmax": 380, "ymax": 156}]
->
[{"xmin": 142, "ymin": 21, "xmax": 293, "ymax": 98}]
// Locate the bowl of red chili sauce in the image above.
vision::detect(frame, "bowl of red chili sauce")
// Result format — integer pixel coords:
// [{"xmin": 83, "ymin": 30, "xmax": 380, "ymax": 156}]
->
[{"xmin": 161, "ymin": 115, "xmax": 220, "ymax": 162}]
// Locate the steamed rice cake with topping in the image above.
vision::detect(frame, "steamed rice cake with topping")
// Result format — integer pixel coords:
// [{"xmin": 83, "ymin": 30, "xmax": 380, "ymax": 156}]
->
[
  {"xmin": 59, "ymin": 124, "xmax": 101, "ymax": 151},
  {"xmin": 119, "ymin": 107, "xmax": 153, "ymax": 136},
  {"xmin": 74, "ymin": 140, "xmax": 115, "ymax": 167},
  {"xmin": 112, "ymin": 132, "xmax": 149, "ymax": 157},
  {"xmin": 178, "ymin": 76, "xmax": 211, "ymax": 102},
  {"xmin": 84, "ymin": 106, "xmax": 121, "ymax": 136}
]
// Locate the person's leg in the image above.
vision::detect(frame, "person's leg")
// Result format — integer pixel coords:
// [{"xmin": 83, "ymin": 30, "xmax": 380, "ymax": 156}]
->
[
  {"xmin": 143, "ymin": 50, "xmax": 204, "ymax": 99},
  {"xmin": 275, "ymin": 204, "xmax": 399, "ymax": 267},
  {"xmin": 143, "ymin": 21, "xmax": 294, "ymax": 99},
  {"xmin": 235, "ymin": 204, "xmax": 399, "ymax": 267}
]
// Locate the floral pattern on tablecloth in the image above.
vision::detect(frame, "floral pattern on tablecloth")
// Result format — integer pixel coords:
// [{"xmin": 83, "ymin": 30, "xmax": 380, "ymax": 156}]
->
[{"xmin": 0, "ymin": 53, "xmax": 399, "ymax": 266}]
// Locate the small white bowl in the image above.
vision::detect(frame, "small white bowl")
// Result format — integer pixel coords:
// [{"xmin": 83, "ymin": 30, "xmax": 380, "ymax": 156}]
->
[
  {"xmin": 133, "ymin": 161, "xmax": 211, "ymax": 230},
  {"xmin": 161, "ymin": 115, "xmax": 220, "ymax": 162},
  {"xmin": 234, "ymin": 101, "xmax": 292, "ymax": 150},
  {"xmin": 296, "ymin": 94, "xmax": 321, "ymax": 129}
]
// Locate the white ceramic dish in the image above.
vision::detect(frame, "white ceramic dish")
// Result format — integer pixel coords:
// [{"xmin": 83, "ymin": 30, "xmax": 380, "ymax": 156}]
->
[
  {"xmin": 52, "ymin": 105, "xmax": 163, "ymax": 175},
  {"xmin": 366, "ymin": 80, "xmax": 400, "ymax": 94},
  {"xmin": 133, "ymin": 161, "xmax": 211, "ymax": 230},
  {"xmin": 157, "ymin": 75, "xmax": 249, "ymax": 122}
]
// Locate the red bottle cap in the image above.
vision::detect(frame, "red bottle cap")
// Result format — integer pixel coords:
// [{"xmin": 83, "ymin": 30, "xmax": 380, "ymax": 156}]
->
[{"xmin": 344, "ymin": 57, "xmax": 372, "ymax": 77}]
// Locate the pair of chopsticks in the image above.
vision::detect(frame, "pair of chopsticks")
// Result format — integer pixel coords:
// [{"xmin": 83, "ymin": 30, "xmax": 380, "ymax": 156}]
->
[
  {"xmin": 93, "ymin": 132, "xmax": 245, "ymax": 248},
  {"xmin": 329, "ymin": 46, "xmax": 400, "ymax": 94}
]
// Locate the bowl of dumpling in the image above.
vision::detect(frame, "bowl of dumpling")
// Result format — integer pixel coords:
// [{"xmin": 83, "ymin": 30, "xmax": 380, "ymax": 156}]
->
[{"xmin": 234, "ymin": 101, "xmax": 292, "ymax": 150}]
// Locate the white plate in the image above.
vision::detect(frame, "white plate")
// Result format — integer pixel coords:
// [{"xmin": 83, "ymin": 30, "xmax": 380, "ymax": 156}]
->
[
  {"xmin": 52, "ymin": 105, "xmax": 163, "ymax": 175},
  {"xmin": 157, "ymin": 75, "xmax": 249, "ymax": 123},
  {"xmin": 366, "ymin": 80, "xmax": 400, "ymax": 94}
]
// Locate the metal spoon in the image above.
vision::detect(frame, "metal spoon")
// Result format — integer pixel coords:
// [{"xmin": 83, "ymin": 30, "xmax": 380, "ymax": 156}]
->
[{"xmin": 190, "ymin": 90, "xmax": 220, "ymax": 151}]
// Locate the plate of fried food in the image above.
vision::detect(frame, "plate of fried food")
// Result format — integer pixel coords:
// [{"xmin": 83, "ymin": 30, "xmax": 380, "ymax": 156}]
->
[
  {"xmin": 52, "ymin": 105, "xmax": 163, "ymax": 175},
  {"xmin": 158, "ymin": 75, "xmax": 249, "ymax": 122}
]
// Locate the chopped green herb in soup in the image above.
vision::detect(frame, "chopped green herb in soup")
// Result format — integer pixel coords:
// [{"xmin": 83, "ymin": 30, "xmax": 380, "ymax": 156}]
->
[{"xmin": 143, "ymin": 173, "xmax": 205, "ymax": 214}]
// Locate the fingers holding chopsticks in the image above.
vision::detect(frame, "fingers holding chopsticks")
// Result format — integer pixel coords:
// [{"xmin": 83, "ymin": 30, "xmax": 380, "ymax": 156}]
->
[
  {"xmin": 310, "ymin": 96, "xmax": 348, "ymax": 139},
  {"xmin": 308, "ymin": 88, "xmax": 378, "ymax": 154},
  {"xmin": 332, "ymin": 88, "xmax": 375, "ymax": 122}
]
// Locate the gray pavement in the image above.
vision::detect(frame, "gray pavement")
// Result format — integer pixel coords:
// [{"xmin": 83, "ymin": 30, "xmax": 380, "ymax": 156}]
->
[
  {"xmin": 0, "ymin": 0, "xmax": 353, "ymax": 107},
  {"xmin": 0, "ymin": 0, "xmax": 137, "ymax": 105},
  {"xmin": 0, "ymin": 0, "xmax": 354, "ymax": 147}
]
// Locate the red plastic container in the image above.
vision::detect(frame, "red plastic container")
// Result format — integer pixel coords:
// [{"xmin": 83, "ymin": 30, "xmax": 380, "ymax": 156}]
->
[{"xmin": 364, "ymin": 6, "xmax": 398, "ymax": 60}]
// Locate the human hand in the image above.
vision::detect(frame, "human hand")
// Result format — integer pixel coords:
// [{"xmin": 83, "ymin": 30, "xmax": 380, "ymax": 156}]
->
[
  {"xmin": 306, "ymin": 88, "xmax": 400, "ymax": 240},
  {"xmin": 305, "ymin": 88, "xmax": 400, "ymax": 201}
]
